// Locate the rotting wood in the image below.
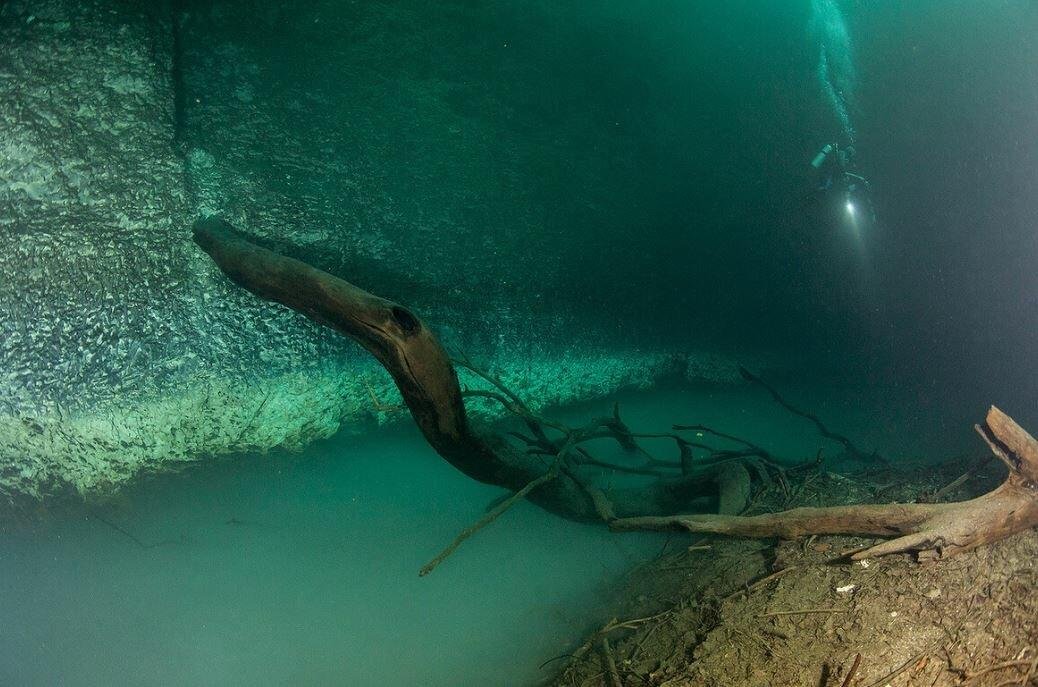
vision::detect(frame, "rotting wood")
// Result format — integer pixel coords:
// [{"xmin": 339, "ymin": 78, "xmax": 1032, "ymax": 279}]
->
[
  {"xmin": 614, "ymin": 406, "xmax": 1038, "ymax": 562},
  {"xmin": 193, "ymin": 217, "xmax": 790, "ymax": 570}
]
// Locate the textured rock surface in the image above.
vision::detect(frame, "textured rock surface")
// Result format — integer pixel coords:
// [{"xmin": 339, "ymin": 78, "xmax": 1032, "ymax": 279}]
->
[
  {"xmin": 0, "ymin": 0, "xmax": 191, "ymax": 415},
  {"xmin": 0, "ymin": 0, "xmax": 371, "ymax": 498}
]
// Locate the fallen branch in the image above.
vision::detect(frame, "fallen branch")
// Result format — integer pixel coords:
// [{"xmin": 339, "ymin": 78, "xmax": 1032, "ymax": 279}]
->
[
  {"xmin": 420, "ymin": 466, "xmax": 558, "ymax": 576},
  {"xmin": 738, "ymin": 366, "xmax": 883, "ymax": 464},
  {"xmin": 193, "ymin": 216, "xmax": 770, "ymax": 523},
  {"xmin": 840, "ymin": 653, "xmax": 862, "ymax": 687},
  {"xmin": 614, "ymin": 406, "xmax": 1038, "ymax": 562}
]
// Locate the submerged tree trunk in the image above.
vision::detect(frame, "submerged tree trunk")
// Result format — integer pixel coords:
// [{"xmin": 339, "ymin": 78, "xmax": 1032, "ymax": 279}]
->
[
  {"xmin": 192, "ymin": 217, "xmax": 748, "ymax": 521},
  {"xmin": 194, "ymin": 217, "xmax": 1038, "ymax": 561}
]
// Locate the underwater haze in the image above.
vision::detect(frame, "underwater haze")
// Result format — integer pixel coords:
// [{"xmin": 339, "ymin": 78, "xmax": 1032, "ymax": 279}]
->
[{"xmin": 1, "ymin": 0, "xmax": 1037, "ymax": 685}]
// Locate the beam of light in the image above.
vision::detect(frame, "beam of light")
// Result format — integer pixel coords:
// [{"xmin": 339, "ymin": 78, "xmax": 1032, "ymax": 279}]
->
[{"xmin": 845, "ymin": 199, "xmax": 862, "ymax": 244}]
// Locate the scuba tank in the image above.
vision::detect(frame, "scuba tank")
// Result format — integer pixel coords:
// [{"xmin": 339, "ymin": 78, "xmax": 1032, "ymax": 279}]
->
[{"xmin": 811, "ymin": 143, "xmax": 835, "ymax": 169}]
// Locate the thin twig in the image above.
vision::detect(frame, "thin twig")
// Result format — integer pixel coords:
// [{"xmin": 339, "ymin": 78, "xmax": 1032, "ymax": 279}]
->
[
  {"xmin": 365, "ymin": 380, "xmax": 404, "ymax": 413},
  {"xmin": 932, "ymin": 455, "xmax": 995, "ymax": 501},
  {"xmin": 673, "ymin": 423, "xmax": 773, "ymax": 459},
  {"xmin": 862, "ymin": 650, "xmax": 930, "ymax": 687},
  {"xmin": 965, "ymin": 660, "xmax": 1033, "ymax": 683},
  {"xmin": 419, "ymin": 467, "xmax": 558, "ymax": 576},
  {"xmin": 841, "ymin": 653, "xmax": 862, "ymax": 687},
  {"xmin": 454, "ymin": 356, "xmax": 566, "ymax": 436},
  {"xmin": 725, "ymin": 566, "xmax": 797, "ymax": 600},
  {"xmin": 91, "ymin": 512, "xmax": 184, "ymax": 549},
  {"xmin": 575, "ymin": 455, "xmax": 677, "ymax": 476},
  {"xmin": 600, "ymin": 637, "xmax": 623, "ymax": 687},
  {"xmin": 630, "ymin": 620, "xmax": 665, "ymax": 664},
  {"xmin": 233, "ymin": 388, "xmax": 274, "ymax": 444},
  {"xmin": 460, "ymin": 388, "xmax": 565, "ymax": 435},
  {"xmin": 739, "ymin": 366, "xmax": 883, "ymax": 464}
]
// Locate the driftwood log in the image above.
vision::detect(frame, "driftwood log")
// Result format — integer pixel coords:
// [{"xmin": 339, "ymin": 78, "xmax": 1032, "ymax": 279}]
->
[
  {"xmin": 192, "ymin": 217, "xmax": 763, "ymax": 522},
  {"xmin": 194, "ymin": 216, "xmax": 1038, "ymax": 564},
  {"xmin": 614, "ymin": 406, "xmax": 1038, "ymax": 561}
]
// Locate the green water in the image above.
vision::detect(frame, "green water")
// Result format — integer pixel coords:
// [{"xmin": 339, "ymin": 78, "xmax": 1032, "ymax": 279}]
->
[
  {"xmin": 0, "ymin": 384, "xmax": 948, "ymax": 686},
  {"xmin": 1, "ymin": 0, "xmax": 1037, "ymax": 685}
]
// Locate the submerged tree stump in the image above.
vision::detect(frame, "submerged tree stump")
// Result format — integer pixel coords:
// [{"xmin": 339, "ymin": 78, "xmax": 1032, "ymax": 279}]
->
[{"xmin": 614, "ymin": 406, "xmax": 1038, "ymax": 561}]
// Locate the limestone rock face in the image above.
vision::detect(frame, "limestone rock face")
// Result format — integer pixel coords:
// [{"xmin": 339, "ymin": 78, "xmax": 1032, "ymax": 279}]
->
[
  {"xmin": 0, "ymin": 0, "xmax": 363, "ymax": 498},
  {"xmin": 1, "ymin": 0, "xmax": 190, "ymax": 414}
]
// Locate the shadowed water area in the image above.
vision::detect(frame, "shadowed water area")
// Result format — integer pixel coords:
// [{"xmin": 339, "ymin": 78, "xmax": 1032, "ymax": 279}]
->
[{"xmin": 1, "ymin": 1, "xmax": 1036, "ymax": 685}]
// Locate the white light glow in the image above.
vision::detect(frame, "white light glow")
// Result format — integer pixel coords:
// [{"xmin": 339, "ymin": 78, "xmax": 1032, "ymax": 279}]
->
[{"xmin": 845, "ymin": 201, "xmax": 856, "ymax": 215}]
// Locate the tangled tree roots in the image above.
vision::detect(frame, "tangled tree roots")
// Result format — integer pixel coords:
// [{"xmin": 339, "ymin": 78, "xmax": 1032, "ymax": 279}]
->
[
  {"xmin": 614, "ymin": 406, "xmax": 1038, "ymax": 561},
  {"xmin": 194, "ymin": 216, "xmax": 1038, "ymax": 568}
]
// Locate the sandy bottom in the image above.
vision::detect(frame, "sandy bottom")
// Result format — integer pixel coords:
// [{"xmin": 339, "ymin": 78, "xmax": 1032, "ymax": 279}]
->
[{"xmin": 549, "ymin": 390, "xmax": 1038, "ymax": 687}]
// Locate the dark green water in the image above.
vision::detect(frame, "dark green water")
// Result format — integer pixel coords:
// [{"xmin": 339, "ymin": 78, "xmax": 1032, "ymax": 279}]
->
[
  {"xmin": 1, "ymin": 1, "xmax": 1037, "ymax": 685},
  {"xmin": 175, "ymin": 0, "xmax": 1038, "ymax": 415}
]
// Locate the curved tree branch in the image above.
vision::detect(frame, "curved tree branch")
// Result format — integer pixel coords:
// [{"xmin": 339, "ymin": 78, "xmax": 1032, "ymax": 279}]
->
[
  {"xmin": 738, "ymin": 365, "xmax": 885, "ymax": 464},
  {"xmin": 192, "ymin": 217, "xmax": 744, "ymax": 522}
]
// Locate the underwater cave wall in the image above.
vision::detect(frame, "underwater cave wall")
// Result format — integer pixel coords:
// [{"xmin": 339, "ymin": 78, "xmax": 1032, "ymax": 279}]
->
[{"xmin": 0, "ymin": 0, "xmax": 743, "ymax": 501}]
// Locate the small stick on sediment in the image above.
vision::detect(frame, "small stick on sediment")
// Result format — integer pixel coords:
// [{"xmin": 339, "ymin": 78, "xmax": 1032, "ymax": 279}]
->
[
  {"xmin": 600, "ymin": 637, "xmax": 623, "ymax": 687},
  {"xmin": 419, "ymin": 468, "xmax": 558, "ymax": 576},
  {"xmin": 841, "ymin": 653, "xmax": 862, "ymax": 687},
  {"xmin": 725, "ymin": 566, "xmax": 797, "ymax": 601}
]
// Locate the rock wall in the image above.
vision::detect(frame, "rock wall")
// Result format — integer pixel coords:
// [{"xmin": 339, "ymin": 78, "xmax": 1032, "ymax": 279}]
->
[{"xmin": 0, "ymin": 0, "xmax": 390, "ymax": 498}]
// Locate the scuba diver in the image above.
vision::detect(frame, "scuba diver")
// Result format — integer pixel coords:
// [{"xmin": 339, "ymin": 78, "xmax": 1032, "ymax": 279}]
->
[{"xmin": 810, "ymin": 142, "xmax": 876, "ymax": 223}]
